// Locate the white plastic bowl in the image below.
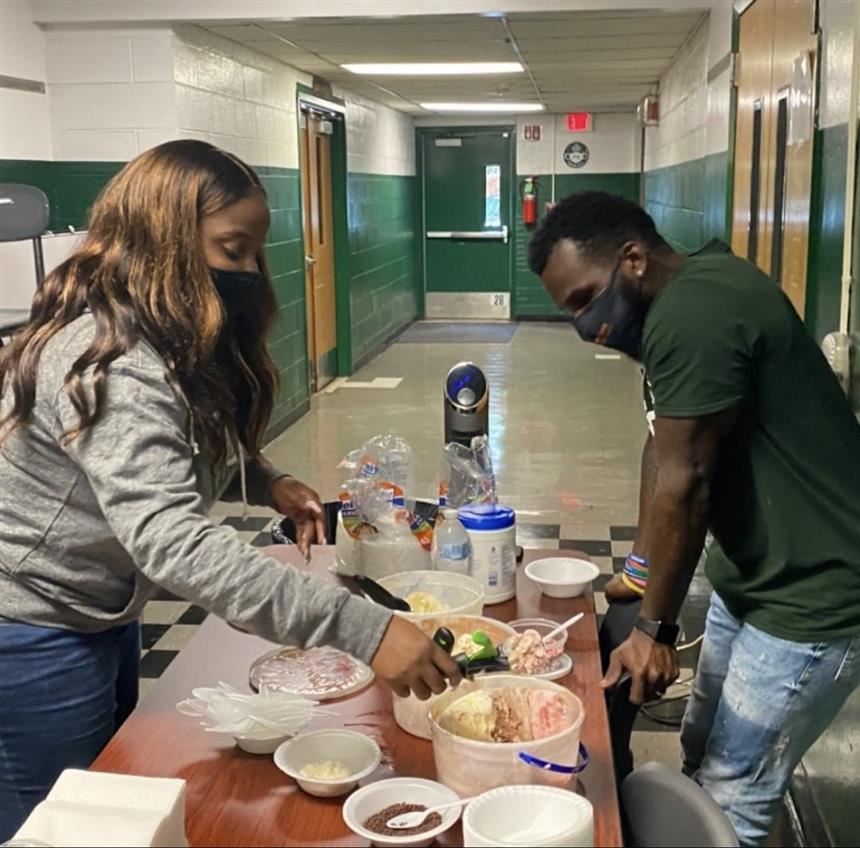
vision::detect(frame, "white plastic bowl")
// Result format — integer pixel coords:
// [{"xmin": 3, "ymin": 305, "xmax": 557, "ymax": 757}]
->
[
  {"xmin": 274, "ymin": 730, "xmax": 381, "ymax": 798},
  {"xmin": 463, "ymin": 785, "xmax": 594, "ymax": 847},
  {"xmin": 234, "ymin": 733, "xmax": 291, "ymax": 755},
  {"xmin": 377, "ymin": 570, "xmax": 485, "ymax": 621},
  {"xmin": 525, "ymin": 557, "xmax": 600, "ymax": 599},
  {"xmin": 342, "ymin": 777, "xmax": 461, "ymax": 848}
]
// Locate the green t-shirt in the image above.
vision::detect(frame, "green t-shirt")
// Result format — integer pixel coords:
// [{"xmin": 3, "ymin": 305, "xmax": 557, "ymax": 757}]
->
[{"xmin": 642, "ymin": 240, "xmax": 860, "ymax": 642}]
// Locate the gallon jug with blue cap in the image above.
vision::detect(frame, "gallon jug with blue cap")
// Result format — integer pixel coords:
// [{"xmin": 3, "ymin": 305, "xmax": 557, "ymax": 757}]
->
[{"xmin": 457, "ymin": 504, "xmax": 517, "ymax": 604}]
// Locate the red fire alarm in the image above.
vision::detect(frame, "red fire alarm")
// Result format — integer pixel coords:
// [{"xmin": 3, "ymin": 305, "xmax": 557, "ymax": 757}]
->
[{"xmin": 566, "ymin": 112, "xmax": 592, "ymax": 132}]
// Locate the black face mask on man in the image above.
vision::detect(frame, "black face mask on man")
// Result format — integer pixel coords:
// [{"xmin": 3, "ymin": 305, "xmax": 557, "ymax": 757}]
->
[
  {"xmin": 572, "ymin": 262, "xmax": 647, "ymax": 361},
  {"xmin": 209, "ymin": 268, "xmax": 265, "ymax": 321}
]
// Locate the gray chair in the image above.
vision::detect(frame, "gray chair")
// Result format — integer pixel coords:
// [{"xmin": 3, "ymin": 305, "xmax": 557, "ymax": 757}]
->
[
  {"xmin": 0, "ymin": 184, "xmax": 49, "ymax": 346},
  {"xmin": 621, "ymin": 761, "xmax": 739, "ymax": 847}
]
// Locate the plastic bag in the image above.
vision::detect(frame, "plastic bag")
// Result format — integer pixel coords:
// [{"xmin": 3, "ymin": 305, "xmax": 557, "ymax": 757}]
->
[
  {"xmin": 339, "ymin": 434, "xmax": 414, "ymax": 505},
  {"xmin": 440, "ymin": 435, "xmax": 497, "ymax": 509},
  {"xmin": 336, "ymin": 437, "xmax": 431, "ymax": 577}
]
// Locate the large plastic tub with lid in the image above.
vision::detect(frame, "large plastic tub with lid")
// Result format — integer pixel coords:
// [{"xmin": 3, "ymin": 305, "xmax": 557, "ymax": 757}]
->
[
  {"xmin": 429, "ymin": 675, "xmax": 585, "ymax": 797},
  {"xmin": 376, "ymin": 571, "xmax": 485, "ymax": 621},
  {"xmin": 393, "ymin": 615, "xmax": 516, "ymax": 739}
]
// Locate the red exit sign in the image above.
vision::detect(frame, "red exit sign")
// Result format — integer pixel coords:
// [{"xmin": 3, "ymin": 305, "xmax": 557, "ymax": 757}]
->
[{"xmin": 567, "ymin": 112, "xmax": 592, "ymax": 132}]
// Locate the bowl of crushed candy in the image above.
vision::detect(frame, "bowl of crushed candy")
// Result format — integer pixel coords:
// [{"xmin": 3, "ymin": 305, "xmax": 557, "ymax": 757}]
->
[{"xmin": 342, "ymin": 777, "xmax": 461, "ymax": 847}]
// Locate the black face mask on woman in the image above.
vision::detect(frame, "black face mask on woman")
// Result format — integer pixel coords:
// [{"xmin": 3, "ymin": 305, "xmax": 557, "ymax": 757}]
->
[
  {"xmin": 572, "ymin": 263, "xmax": 647, "ymax": 361},
  {"xmin": 209, "ymin": 268, "xmax": 265, "ymax": 321}
]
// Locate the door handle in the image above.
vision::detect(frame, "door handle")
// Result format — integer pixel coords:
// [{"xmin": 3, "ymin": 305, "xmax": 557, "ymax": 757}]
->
[
  {"xmin": 426, "ymin": 229, "xmax": 509, "ymax": 241},
  {"xmin": 305, "ymin": 255, "xmax": 316, "ymax": 268}
]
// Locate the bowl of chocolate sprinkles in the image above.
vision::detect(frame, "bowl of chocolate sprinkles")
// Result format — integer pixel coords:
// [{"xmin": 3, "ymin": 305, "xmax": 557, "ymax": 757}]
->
[{"xmin": 342, "ymin": 778, "xmax": 460, "ymax": 846}]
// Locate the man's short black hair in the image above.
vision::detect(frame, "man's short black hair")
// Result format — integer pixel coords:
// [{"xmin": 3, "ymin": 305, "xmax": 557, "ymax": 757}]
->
[{"xmin": 527, "ymin": 191, "xmax": 668, "ymax": 275}]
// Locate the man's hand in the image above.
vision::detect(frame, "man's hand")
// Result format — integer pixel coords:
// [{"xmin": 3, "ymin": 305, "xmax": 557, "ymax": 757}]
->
[
  {"xmin": 601, "ymin": 627, "xmax": 679, "ymax": 704},
  {"xmin": 271, "ymin": 477, "xmax": 326, "ymax": 558},
  {"xmin": 371, "ymin": 616, "xmax": 463, "ymax": 700},
  {"xmin": 604, "ymin": 574, "xmax": 643, "ymax": 604}
]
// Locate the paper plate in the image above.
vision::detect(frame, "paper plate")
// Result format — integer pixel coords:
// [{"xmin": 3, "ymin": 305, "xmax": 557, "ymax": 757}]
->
[{"xmin": 249, "ymin": 646, "xmax": 374, "ymax": 701}]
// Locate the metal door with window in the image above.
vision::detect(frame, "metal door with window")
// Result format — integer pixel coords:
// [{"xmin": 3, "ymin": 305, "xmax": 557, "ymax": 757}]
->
[
  {"xmin": 422, "ymin": 129, "xmax": 513, "ymax": 319},
  {"xmin": 731, "ymin": 0, "xmax": 816, "ymax": 316},
  {"xmin": 300, "ymin": 110, "xmax": 337, "ymax": 389}
]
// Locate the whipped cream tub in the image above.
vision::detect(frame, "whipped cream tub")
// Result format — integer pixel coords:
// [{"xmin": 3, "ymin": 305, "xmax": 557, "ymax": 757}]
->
[{"xmin": 429, "ymin": 675, "xmax": 586, "ymax": 797}]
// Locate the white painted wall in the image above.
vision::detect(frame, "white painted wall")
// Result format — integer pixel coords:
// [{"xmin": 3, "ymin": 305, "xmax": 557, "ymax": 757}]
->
[
  {"xmin": 0, "ymin": 0, "xmax": 51, "ymax": 159},
  {"xmin": 0, "ymin": 231, "xmax": 86, "ymax": 310},
  {"xmin": 819, "ymin": 0, "xmax": 857, "ymax": 130},
  {"xmin": 338, "ymin": 89, "xmax": 416, "ymax": 177},
  {"xmin": 173, "ymin": 25, "xmax": 310, "ymax": 170},
  {"xmin": 45, "ymin": 27, "xmax": 177, "ymax": 161},
  {"xmin": 517, "ymin": 112, "xmax": 639, "ymax": 175},
  {"xmin": 644, "ymin": 16, "xmax": 709, "ymax": 171},
  {"xmin": 705, "ymin": 1, "xmax": 734, "ymax": 159}
]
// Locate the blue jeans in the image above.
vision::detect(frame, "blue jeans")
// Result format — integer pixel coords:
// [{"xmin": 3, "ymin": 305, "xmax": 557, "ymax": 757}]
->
[
  {"xmin": 0, "ymin": 619, "xmax": 140, "ymax": 842},
  {"xmin": 681, "ymin": 593, "xmax": 860, "ymax": 846}
]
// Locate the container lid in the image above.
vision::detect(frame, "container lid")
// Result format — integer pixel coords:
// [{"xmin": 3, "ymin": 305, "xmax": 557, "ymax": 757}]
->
[{"xmin": 457, "ymin": 504, "xmax": 515, "ymax": 531}]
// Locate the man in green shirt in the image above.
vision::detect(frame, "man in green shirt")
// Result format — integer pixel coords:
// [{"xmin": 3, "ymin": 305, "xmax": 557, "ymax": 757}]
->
[{"xmin": 528, "ymin": 191, "xmax": 860, "ymax": 846}]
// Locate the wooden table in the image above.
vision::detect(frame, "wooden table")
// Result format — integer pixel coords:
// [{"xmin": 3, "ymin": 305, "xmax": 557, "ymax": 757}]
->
[{"xmin": 92, "ymin": 547, "xmax": 622, "ymax": 846}]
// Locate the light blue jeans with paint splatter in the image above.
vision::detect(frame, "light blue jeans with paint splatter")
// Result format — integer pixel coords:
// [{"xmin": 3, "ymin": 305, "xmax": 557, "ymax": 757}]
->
[{"xmin": 681, "ymin": 592, "xmax": 860, "ymax": 847}]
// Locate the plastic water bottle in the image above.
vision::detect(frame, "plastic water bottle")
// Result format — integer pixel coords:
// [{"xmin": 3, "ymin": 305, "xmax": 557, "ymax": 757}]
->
[{"xmin": 432, "ymin": 508, "xmax": 471, "ymax": 575}]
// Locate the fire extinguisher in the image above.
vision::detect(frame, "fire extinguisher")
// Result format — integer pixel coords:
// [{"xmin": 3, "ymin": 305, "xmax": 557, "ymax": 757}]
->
[{"xmin": 521, "ymin": 176, "xmax": 537, "ymax": 226}]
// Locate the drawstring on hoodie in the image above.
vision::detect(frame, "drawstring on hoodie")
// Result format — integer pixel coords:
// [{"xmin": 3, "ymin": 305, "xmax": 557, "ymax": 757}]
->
[
  {"xmin": 169, "ymin": 369, "xmax": 248, "ymax": 517},
  {"xmin": 237, "ymin": 439, "xmax": 248, "ymax": 520}
]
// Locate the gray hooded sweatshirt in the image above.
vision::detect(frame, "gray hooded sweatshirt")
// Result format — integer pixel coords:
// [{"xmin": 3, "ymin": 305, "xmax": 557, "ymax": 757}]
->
[{"xmin": 0, "ymin": 314, "xmax": 391, "ymax": 664}]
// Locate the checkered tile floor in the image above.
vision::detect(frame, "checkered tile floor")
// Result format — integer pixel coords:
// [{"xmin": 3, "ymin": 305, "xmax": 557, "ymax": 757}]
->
[{"xmin": 138, "ymin": 517, "xmax": 641, "ymax": 694}]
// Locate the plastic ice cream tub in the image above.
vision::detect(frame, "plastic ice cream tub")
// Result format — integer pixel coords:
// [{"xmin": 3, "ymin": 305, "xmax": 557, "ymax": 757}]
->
[
  {"xmin": 393, "ymin": 615, "xmax": 516, "ymax": 740},
  {"xmin": 376, "ymin": 571, "xmax": 485, "ymax": 621},
  {"xmin": 429, "ymin": 675, "xmax": 586, "ymax": 797}
]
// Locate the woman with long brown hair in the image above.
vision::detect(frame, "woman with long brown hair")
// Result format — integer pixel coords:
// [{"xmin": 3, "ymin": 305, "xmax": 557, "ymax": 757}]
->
[{"xmin": 0, "ymin": 140, "xmax": 459, "ymax": 840}]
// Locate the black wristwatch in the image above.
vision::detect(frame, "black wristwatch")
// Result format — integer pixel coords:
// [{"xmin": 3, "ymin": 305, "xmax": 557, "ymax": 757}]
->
[{"xmin": 634, "ymin": 615, "xmax": 680, "ymax": 646}]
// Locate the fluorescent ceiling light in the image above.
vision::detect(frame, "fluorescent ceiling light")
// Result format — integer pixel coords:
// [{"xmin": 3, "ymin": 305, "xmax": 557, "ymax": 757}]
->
[
  {"xmin": 342, "ymin": 62, "xmax": 523, "ymax": 76},
  {"xmin": 420, "ymin": 102, "xmax": 544, "ymax": 113}
]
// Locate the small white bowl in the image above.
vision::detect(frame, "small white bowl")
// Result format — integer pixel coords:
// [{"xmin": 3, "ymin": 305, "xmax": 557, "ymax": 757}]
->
[
  {"xmin": 525, "ymin": 557, "xmax": 600, "ymax": 599},
  {"xmin": 342, "ymin": 777, "xmax": 461, "ymax": 847},
  {"xmin": 463, "ymin": 785, "xmax": 594, "ymax": 847},
  {"xmin": 274, "ymin": 729, "xmax": 381, "ymax": 798},
  {"xmin": 234, "ymin": 733, "xmax": 291, "ymax": 755}
]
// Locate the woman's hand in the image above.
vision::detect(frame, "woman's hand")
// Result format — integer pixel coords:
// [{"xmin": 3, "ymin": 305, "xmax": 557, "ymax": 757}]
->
[
  {"xmin": 371, "ymin": 616, "xmax": 463, "ymax": 700},
  {"xmin": 271, "ymin": 477, "xmax": 326, "ymax": 558}
]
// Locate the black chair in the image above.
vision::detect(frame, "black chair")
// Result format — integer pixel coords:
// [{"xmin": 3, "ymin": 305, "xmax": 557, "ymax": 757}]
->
[{"xmin": 622, "ymin": 762, "xmax": 739, "ymax": 847}]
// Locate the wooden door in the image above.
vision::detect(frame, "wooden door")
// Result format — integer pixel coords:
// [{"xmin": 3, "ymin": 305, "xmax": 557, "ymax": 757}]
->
[
  {"xmin": 300, "ymin": 110, "xmax": 337, "ymax": 390},
  {"xmin": 772, "ymin": 0, "xmax": 817, "ymax": 315},
  {"xmin": 732, "ymin": 0, "xmax": 776, "ymax": 270},
  {"xmin": 732, "ymin": 0, "xmax": 816, "ymax": 316}
]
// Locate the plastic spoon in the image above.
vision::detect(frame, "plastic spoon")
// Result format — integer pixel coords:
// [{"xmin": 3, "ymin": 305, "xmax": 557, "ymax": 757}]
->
[
  {"xmin": 543, "ymin": 612, "xmax": 584, "ymax": 643},
  {"xmin": 386, "ymin": 796, "xmax": 477, "ymax": 830}
]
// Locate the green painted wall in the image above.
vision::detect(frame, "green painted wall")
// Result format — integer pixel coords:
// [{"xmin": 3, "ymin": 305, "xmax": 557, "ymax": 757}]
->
[
  {"xmin": 347, "ymin": 173, "xmax": 418, "ymax": 366},
  {"xmin": 0, "ymin": 158, "xmax": 310, "ymax": 437},
  {"xmin": 806, "ymin": 123, "xmax": 848, "ymax": 345},
  {"xmin": 0, "ymin": 159, "xmax": 122, "ymax": 232},
  {"xmin": 644, "ymin": 151, "xmax": 730, "ymax": 255},
  {"xmin": 513, "ymin": 171, "xmax": 641, "ymax": 317},
  {"xmin": 256, "ymin": 166, "xmax": 311, "ymax": 435}
]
